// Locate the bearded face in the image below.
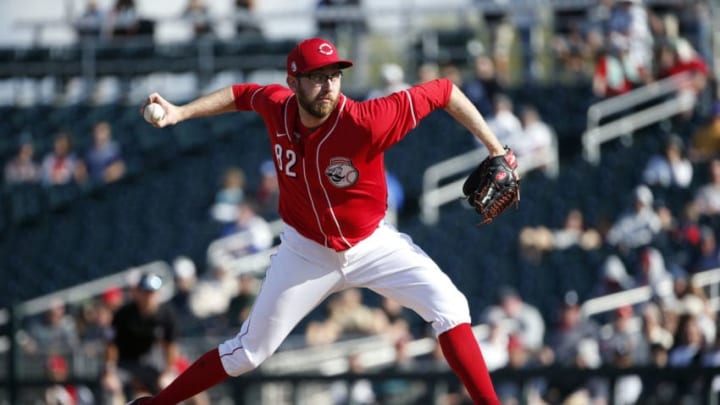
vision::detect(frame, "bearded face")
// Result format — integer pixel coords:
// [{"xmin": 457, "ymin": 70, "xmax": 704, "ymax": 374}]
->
[
  {"xmin": 289, "ymin": 66, "xmax": 343, "ymax": 120},
  {"xmin": 296, "ymin": 84, "xmax": 339, "ymax": 119}
]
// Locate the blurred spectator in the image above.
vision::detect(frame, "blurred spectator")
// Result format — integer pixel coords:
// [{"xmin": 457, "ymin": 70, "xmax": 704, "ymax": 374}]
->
[
  {"xmin": 75, "ymin": 0, "xmax": 106, "ymax": 40},
  {"xmin": 483, "ymin": 93, "xmax": 522, "ymax": 149},
  {"xmin": 506, "ymin": 0, "xmax": 542, "ymax": 82},
  {"xmin": 189, "ymin": 261, "xmax": 238, "ymax": 321},
  {"xmin": 40, "ymin": 131, "xmax": 86, "ymax": 186},
  {"xmin": 44, "ymin": 354, "xmax": 95, "ymax": 405},
  {"xmin": 102, "ymin": 273, "xmax": 178, "ymax": 402},
  {"xmin": 384, "ymin": 170, "xmax": 404, "ymax": 227},
  {"xmin": 641, "ymin": 134, "xmax": 693, "ymax": 188},
  {"xmin": 477, "ymin": 311, "xmax": 509, "ymax": 372},
  {"xmin": 234, "ymin": 0, "xmax": 261, "ymax": 36},
  {"xmin": 653, "ymin": 199, "xmax": 683, "ymax": 255},
  {"xmin": 76, "ymin": 296, "xmax": 115, "ymax": 353},
  {"xmin": 329, "ymin": 351, "xmax": 376, "ymax": 405},
  {"xmin": 378, "ymin": 296, "xmax": 415, "ymax": 340},
  {"xmin": 635, "ymin": 247, "xmax": 677, "ymax": 309},
  {"xmin": 4, "ymin": 135, "xmax": 40, "ymax": 185},
  {"xmin": 544, "ymin": 338, "xmax": 607, "ymax": 404},
  {"xmin": 475, "ymin": 0, "xmax": 507, "ymax": 56},
  {"xmin": 679, "ymin": 291, "xmax": 716, "ymax": 355},
  {"xmin": 594, "ymin": 254, "xmax": 636, "ymax": 298},
  {"xmin": 605, "ymin": 184, "xmax": 661, "ymax": 254},
  {"xmin": 85, "ymin": 121, "xmax": 126, "ymax": 184},
  {"xmin": 668, "ymin": 313, "xmax": 706, "ymax": 375},
  {"xmin": 168, "ymin": 256, "xmax": 202, "ymax": 336},
  {"xmin": 519, "ymin": 208, "xmax": 601, "ymax": 263},
  {"xmin": 304, "ymin": 314, "xmax": 342, "ymax": 346},
  {"xmin": 544, "ymin": 290, "xmax": 600, "ymax": 367},
  {"xmin": 102, "ymin": 286, "xmax": 125, "ymax": 313},
  {"xmin": 226, "ymin": 273, "xmax": 258, "ymax": 330},
  {"xmin": 667, "ymin": 202, "xmax": 702, "ymax": 269},
  {"xmin": 306, "ymin": 289, "xmax": 388, "ymax": 345},
  {"xmin": 654, "ymin": 37, "xmax": 710, "ymax": 98},
  {"xmin": 552, "ymin": 25, "xmax": 593, "ymax": 81},
  {"xmin": 218, "ymin": 200, "xmax": 274, "ymax": 253},
  {"xmin": 639, "ymin": 302, "xmax": 674, "ymax": 357},
  {"xmin": 415, "ymin": 61, "xmax": 440, "ymax": 84},
  {"xmin": 326, "ymin": 288, "xmax": 388, "ymax": 338},
  {"xmin": 646, "ymin": 4, "xmax": 677, "ymax": 41},
  {"xmin": 462, "ymin": 54, "xmax": 502, "ymax": 118},
  {"xmin": 496, "ymin": 334, "xmax": 546, "ymax": 405},
  {"xmin": 678, "ymin": 0, "xmax": 712, "ymax": 64},
  {"xmin": 670, "ymin": 276, "xmax": 692, "ymax": 314},
  {"xmin": 592, "ymin": 41, "xmax": 645, "ymax": 98},
  {"xmin": 254, "ymin": 159, "xmax": 280, "ymax": 220},
  {"xmin": 24, "ymin": 298, "xmax": 80, "ymax": 355},
  {"xmin": 366, "ymin": 63, "xmax": 410, "ymax": 99},
  {"xmin": 552, "ymin": 209, "xmax": 603, "ymax": 251},
  {"xmin": 608, "ymin": 0, "xmax": 653, "ymax": 77},
  {"xmin": 702, "ymin": 328, "xmax": 720, "ymax": 399},
  {"xmin": 552, "ymin": 0, "xmax": 601, "ymax": 82},
  {"xmin": 480, "ymin": 286, "xmax": 545, "ymax": 352},
  {"xmin": 640, "ymin": 341, "xmax": 677, "ymax": 403},
  {"xmin": 108, "ymin": 0, "xmax": 141, "ymax": 38},
  {"xmin": 183, "ymin": 0, "xmax": 212, "ymax": 38},
  {"xmin": 375, "ymin": 336, "xmax": 427, "ymax": 404},
  {"xmin": 584, "ymin": 0, "xmax": 615, "ymax": 39},
  {"xmin": 687, "ymin": 226, "xmax": 720, "ymax": 274},
  {"xmin": 689, "ymin": 101, "xmax": 720, "ymax": 162},
  {"xmin": 692, "ymin": 158, "xmax": 720, "ymax": 219},
  {"xmin": 609, "ymin": 336, "xmax": 643, "ymax": 405},
  {"xmin": 598, "ymin": 305, "xmax": 646, "ymax": 365},
  {"xmin": 210, "ymin": 166, "xmax": 246, "ymax": 224},
  {"xmin": 515, "ymin": 105, "xmax": 556, "ymax": 173},
  {"xmin": 440, "ymin": 61, "xmax": 464, "ymax": 87}
]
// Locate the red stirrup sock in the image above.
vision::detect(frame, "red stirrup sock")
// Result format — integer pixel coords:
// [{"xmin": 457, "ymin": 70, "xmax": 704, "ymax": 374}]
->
[
  {"xmin": 150, "ymin": 348, "xmax": 229, "ymax": 405},
  {"xmin": 438, "ymin": 323, "xmax": 500, "ymax": 405}
]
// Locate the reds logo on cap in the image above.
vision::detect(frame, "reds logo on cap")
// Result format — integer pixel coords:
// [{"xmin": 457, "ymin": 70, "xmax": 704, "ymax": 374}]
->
[{"xmin": 318, "ymin": 43, "xmax": 334, "ymax": 56}]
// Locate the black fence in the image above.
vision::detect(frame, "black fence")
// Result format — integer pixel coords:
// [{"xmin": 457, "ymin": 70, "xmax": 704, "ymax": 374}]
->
[
  {"xmin": 0, "ymin": 34, "xmax": 298, "ymax": 82},
  {"xmin": 1, "ymin": 355, "xmax": 719, "ymax": 404}
]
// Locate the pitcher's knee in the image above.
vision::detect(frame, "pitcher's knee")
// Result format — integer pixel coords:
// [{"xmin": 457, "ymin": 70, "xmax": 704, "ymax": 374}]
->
[
  {"xmin": 218, "ymin": 340, "xmax": 266, "ymax": 377},
  {"xmin": 431, "ymin": 296, "xmax": 471, "ymax": 336}
]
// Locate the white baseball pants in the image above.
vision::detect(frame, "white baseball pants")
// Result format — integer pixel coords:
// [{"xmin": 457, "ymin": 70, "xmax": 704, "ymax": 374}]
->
[{"xmin": 218, "ymin": 221, "xmax": 471, "ymax": 376}]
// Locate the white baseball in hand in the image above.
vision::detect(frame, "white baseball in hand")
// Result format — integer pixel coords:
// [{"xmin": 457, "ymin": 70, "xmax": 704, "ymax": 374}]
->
[{"xmin": 143, "ymin": 103, "xmax": 165, "ymax": 124}]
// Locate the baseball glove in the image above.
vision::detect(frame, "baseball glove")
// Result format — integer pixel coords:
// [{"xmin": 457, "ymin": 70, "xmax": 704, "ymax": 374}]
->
[{"xmin": 462, "ymin": 147, "xmax": 520, "ymax": 224}]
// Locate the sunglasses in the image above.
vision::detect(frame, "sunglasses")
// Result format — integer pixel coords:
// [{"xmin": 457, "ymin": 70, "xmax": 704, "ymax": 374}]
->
[{"xmin": 298, "ymin": 71, "xmax": 343, "ymax": 86}]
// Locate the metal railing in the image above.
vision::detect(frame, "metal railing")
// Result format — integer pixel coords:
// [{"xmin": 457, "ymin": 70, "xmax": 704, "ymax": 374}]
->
[
  {"xmin": 12, "ymin": 261, "xmax": 174, "ymax": 317},
  {"xmin": 581, "ymin": 72, "xmax": 696, "ymax": 164},
  {"xmin": 581, "ymin": 267, "xmax": 720, "ymax": 318}
]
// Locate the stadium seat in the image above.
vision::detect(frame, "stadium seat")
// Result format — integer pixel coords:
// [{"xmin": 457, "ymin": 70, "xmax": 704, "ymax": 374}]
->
[{"xmin": 5, "ymin": 184, "xmax": 44, "ymax": 224}]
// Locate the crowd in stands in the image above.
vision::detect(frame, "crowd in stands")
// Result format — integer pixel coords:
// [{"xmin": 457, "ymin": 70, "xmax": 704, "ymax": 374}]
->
[
  {"xmin": 4, "ymin": 120, "xmax": 126, "ymax": 189},
  {"xmin": 73, "ymin": 0, "xmax": 261, "ymax": 42},
  {"xmin": 3, "ymin": 0, "xmax": 720, "ymax": 403},
  {"xmin": 15, "ymin": 176, "xmax": 720, "ymax": 403}
]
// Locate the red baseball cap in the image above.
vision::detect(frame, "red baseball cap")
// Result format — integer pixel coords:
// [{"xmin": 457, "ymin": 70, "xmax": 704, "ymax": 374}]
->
[{"xmin": 286, "ymin": 37, "xmax": 353, "ymax": 76}]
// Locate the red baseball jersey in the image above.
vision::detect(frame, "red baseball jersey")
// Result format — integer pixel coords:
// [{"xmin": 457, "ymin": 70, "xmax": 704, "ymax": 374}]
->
[{"xmin": 232, "ymin": 78, "xmax": 453, "ymax": 251}]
